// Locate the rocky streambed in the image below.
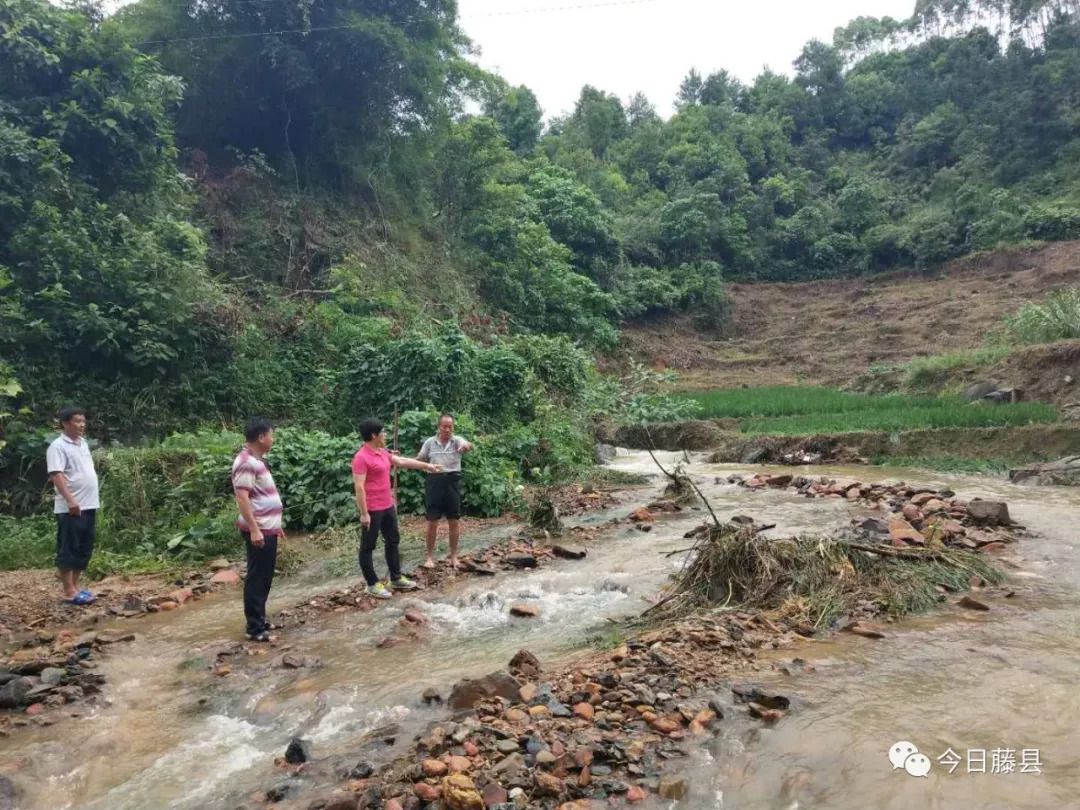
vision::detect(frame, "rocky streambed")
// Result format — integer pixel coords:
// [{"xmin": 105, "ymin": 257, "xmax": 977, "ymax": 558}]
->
[{"xmin": 3, "ymin": 452, "xmax": 1080, "ymax": 810}]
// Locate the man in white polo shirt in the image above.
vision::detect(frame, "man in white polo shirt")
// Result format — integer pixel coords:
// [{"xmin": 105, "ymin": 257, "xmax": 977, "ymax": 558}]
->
[
  {"xmin": 46, "ymin": 407, "xmax": 100, "ymax": 605},
  {"xmin": 417, "ymin": 413, "xmax": 473, "ymax": 568}
]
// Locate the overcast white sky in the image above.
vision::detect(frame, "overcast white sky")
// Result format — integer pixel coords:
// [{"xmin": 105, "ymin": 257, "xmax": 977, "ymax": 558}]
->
[{"xmin": 458, "ymin": 0, "xmax": 915, "ymax": 118}]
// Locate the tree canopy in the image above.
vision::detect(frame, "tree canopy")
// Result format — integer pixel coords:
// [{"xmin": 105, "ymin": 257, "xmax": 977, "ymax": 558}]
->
[{"xmin": 2, "ymin": 0, "xmax": 1080, "ymax": 433}]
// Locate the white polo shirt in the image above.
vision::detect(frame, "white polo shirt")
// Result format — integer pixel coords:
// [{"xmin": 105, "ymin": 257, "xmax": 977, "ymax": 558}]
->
[{"xmin": 46, "ymin": 434, "xmax": 100, "ymax": 514}]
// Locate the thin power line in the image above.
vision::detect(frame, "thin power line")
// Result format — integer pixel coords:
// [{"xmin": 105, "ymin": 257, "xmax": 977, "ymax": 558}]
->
[{"xmin": 133, "ymin": 0, "xmax": 662, "ymax": 45}]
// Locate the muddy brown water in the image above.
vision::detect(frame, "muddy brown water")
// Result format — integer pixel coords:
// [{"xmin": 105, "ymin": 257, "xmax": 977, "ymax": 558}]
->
[{"xmin": 2, "ymin": 452, "xmax": 1079, "ymax": 810}]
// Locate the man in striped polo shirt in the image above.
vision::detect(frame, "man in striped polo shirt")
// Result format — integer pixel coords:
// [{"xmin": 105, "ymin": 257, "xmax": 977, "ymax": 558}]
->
[{"xmin": 232, "ymin": 418, "xmax": 285, "ymax": 642}]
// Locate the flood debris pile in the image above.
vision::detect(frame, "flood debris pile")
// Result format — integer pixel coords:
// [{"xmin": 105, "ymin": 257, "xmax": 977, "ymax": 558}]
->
[
  {"xmin": 660, "ymin": 464, "xmax": 698, "ymax": 507},
  {"xmin": 645, "ymin": 518, "xmax": 1003, "ymax": 632},
  {"xmin": 0, "ymin": 629, "xmax": 135, "ymax": 734},
  {"xmin": 735, "ymin": 473, "xmax": 1024, "ymax": 553},
  {"xmin": 527, "ymin": 494, "xmax": 564, "ymax": 538},
  {"xmin": 285, "ymin": 639, "xmax": 785, "ymax": 810}
]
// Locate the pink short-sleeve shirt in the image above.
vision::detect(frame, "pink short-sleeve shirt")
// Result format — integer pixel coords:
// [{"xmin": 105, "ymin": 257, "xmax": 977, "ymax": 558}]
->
[{"xmin": 351, "ymin": 444, "xmax": 394, "ymax": 511}]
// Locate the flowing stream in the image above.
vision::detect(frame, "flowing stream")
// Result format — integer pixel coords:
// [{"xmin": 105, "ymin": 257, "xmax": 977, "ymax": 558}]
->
[{"xmin": 2, "ymin": 451, "xmax": 1079, "ymax": 810}]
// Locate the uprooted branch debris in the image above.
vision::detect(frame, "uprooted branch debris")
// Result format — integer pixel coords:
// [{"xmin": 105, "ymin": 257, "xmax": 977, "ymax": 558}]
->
[{"xmin": 643, "ymin": 519, "xmax": 1003, "ymax": 630}]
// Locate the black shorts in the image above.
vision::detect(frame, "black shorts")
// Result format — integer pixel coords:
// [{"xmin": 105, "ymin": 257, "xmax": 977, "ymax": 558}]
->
[
  {"xmin": 426, "ymin": 472, "xmax": 462, "ymax": 521},
  {"xmin": 56, "ymin": 509, "xmax": 96, "ymax": 571}
]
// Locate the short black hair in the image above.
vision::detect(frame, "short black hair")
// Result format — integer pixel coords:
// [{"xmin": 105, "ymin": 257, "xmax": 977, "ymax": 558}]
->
[
  {"xmin": 359, "ymin": 417, "xmax": 384, "ymax": 441},
  {"xmin": 58, "ymin": 406, "xmax": 86, "ymax": 425},
  {"xmin": 438, "ymin": 413, "xmax": 455, "ymax": 425},
  {"xmin": 244, "ymin": 417, "xmax": 274, "ymax": 443}
]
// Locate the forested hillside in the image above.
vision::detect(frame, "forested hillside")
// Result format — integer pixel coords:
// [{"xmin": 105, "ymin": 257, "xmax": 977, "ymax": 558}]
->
[{"xmin": 2, "ymin": 0, "xmax": 1080, "ymax": 441}]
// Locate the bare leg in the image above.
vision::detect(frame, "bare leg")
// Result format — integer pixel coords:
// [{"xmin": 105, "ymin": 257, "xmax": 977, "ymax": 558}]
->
[
  {"xmin": 448, "ymin": 520, "xmax": 460, "ymax": 567},
  {"xmin": 72, "ymin": 569, "xmax": 83, "ymax": 591},
  {"xmin": 424, "ymin": 521, "xmax": 438, "ymax": 568},
  {"xmin": 59, "ymin": 569, "xmax": 77, "ymax": 600}
]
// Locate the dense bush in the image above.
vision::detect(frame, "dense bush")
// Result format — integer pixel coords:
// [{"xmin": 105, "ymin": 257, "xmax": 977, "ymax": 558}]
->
[{"xmin": 997, "ymin": 288, "xmax": 1080, "ymax": 345}]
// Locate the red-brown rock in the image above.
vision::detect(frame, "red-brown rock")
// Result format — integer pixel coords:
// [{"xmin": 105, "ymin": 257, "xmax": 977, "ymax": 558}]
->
[
  {"xmin": 649, "ymin": 715, "xmax": 682, "ymax": 734},
  {"xmin": 534, "ymin": 772, "xmax": 564, "ymax": 796},
  {"xmin": 448, "ymin": 756, "xmax": 472, "ymax": 773},
  {"xmin": 422, "ymin": 760, "xmax": 449, "ymax": 777},
  {"xmin": 482, "ymin": 783, "xmax": 508, "ymax": 808},
  {"xmin": 889, "ymin": 519, "xmax": 924, "ymax": 546},
  {"xmin": 414, "ymin": 783, "xmax": 442, "ymax": 803},
  {"xmin": 573, "ymin": 702, "xmax": 594, "ymax": 721},
  {"xmin": 211, "ymin": 569, "xmax": 241, "ymax": 585},
  {"xmin": 574, "ymin": 748, "xmax": 594, "ymax": 768},
  {"xmin": 626, "ymin": 786, "xmax": 647, "ymax": 803}
]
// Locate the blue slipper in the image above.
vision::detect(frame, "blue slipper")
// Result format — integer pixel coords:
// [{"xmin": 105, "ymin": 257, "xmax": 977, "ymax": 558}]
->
[{"xmin": 62, "ymin": 592, "xmax": 95, "ymax": 606}]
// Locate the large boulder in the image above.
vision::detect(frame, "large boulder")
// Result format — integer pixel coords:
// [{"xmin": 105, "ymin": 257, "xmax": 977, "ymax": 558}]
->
[
  {"xmin": 963, "ymin": 381, "xmax": 1001, "ymax": 402},
  {"xmin": 448, "ymin": 671, "xmax": 521, "ymax": 710},
  {"xmin": 965, "ymin": 500, "xmax": 1012, "ymax": 526},
  {"xmin": 0, "ymin": 678, "xmax": 31, "ymax": 709},
  {"xmin": 1010, "ymin": 456, "xmax": 1080, "ymax": 487},
  {"xmin": 594, "ymin": 443, "xmax": 617, "ymax": 464},
  {"xmin": 983, "ymin": 387, "xmax": 1024, "ymax": 404}
]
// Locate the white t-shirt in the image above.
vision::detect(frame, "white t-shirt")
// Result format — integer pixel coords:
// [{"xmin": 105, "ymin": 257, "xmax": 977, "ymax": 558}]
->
[{"xmin": 46, "ymin": 434, "xmax": 100, "ymax": 514}]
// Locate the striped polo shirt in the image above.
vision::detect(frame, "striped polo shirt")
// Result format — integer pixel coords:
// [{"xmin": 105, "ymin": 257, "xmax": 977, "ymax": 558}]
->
[{"xmin": 231, "ymin": 448, "xmax": 283, "ymax": 535}]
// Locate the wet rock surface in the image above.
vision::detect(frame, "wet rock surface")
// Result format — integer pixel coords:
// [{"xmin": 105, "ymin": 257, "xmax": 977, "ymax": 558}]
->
[
  {"xmin": 0, "ymin": 628, "xmax": 136, "ymax": 735},
  {"xmin": 737, "ymin": 474, "xmax": 1027, "ymax": 551},
  {"xmin": 254, "ymin": 610, "xmax": 803, "ymax": 810}
]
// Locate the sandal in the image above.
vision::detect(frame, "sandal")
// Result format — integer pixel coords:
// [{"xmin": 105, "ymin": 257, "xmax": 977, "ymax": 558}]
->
[{"xmin": 62, "ymin": 592, "xmax": 95, "ymax": 606}]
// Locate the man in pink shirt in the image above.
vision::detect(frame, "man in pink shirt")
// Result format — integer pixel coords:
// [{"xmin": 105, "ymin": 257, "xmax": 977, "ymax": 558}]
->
[{"xmin": 352, "ymin": 417, "xmax": 439, "ymax": 599}]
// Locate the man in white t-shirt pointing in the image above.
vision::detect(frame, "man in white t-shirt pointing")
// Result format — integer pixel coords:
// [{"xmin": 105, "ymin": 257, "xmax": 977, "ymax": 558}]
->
[{"xmin": 46, "ymin": 407, "xmax": 100, "ymax": 606}]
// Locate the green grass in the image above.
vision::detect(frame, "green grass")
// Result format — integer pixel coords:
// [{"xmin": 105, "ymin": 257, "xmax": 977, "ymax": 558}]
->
[
  {"xmin": 675, "ymin": 386, "xmax": 1056, "ymax": 434},
  {"xmin": 0, "ymin": 514, "xmax": 178, "ymax": 576},
  {"xmin": 679, "ymin": 386, "xmax": 954, "ymax": 419},
  {"xmin": 584, "ymin": 467, "xmax": 649, "ymax": 487},
  {"xmin": 998, "ymin": 288, "xmax": 1080, "ymax": 345},
  {"xmin": 904, "ymin": 346, "xmax": 1014, "ymax": 389},
  {"xmin": 741, "ymin": 401, "xmax": 1056, "ymax": 435},
  {"xmin": 871, "ymin": 456, "xmax": 1013, "ymax": 476}
]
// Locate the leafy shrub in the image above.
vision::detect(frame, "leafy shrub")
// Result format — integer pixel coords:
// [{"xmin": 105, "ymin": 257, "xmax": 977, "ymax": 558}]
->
[
  {"xmin": 0, "ymin": 515, "xmax": 54, "ymax": 570},
  {"xmin": 613, "ymin": 265, "xmax": 682, "ymax": 319},
  {"xmin": 344, "ymin": 329, "xmax": 480, "ymax": 418},
  {"xmin": 269, "ymin": 429, "xmax": 359, "ymax": 530},
  {"xmin": 474, "ymin": 347, "xmax": 536, "ymax": 427},
  {"xmin": 509, "ymin": 335, "xmax": 591, "ymax": 405},
  {"xmin": 998, "ymin": 288, "xmax": 1080, "ymax": 345},
  {"xmin": 1023, "ymin": 202, "xmax": 1080, "ymax": 241},
  {"xmin": 488, "ymin": 414, "xmax": 593, "ymax": 483}
]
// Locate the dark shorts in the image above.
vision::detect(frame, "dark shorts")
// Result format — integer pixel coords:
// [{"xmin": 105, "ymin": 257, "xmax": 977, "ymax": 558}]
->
[
  {"xmin": 56, "ymin": 509, "xmax": 96, "ymax": 571},
  {"xmin": 426, "ymin": 473, "xmax": 462, "ymax": 521}
]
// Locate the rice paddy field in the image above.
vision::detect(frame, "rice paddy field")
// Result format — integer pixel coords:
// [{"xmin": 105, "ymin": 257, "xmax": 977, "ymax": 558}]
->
[{"xmin": 676, "ymin": 386, "xmax": 1058, "ymax": 436}]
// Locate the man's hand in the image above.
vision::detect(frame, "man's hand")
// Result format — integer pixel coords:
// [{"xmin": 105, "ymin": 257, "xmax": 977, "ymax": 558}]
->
[
  {"xmin": 67, "ymin": 500, "xmax": 81, "ymax": 517},
  {"xmin": 457, "ymin": 441, "xmax": 473, "ymax": 453},
  {"xmin": 360, "ymin": 511, "xmax": 371, "ymax": 527},
  {"xmin": 426, "ymin": 463, "xmax": 441, "ymax": 474},
  {"xmin": 251, "ymin": 528, "xmax": 265, "ymax": 548}
]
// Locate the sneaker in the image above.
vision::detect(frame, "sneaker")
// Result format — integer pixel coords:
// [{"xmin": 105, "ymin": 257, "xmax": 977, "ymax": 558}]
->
[
  {"xmin": 366, "ymin": 582, "xmax": 393, "ymax": 600},
  {"xmin": 246, "ymin": 630, "xmax": 271, "ymax": 642},
  {"xmin": 391, "ymin": 576, "xmax": 419, "ymax": 591}
]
